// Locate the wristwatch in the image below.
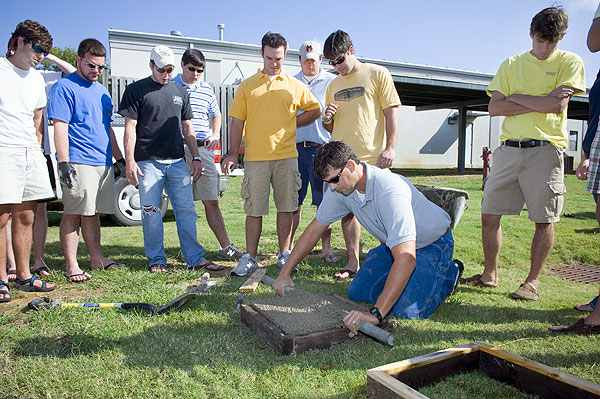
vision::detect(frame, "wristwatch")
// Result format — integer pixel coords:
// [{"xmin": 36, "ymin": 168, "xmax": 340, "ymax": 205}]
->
[
  {"xmin": 192, "ymin": 157, "xmax": 202, "ymax": 162},
  {"xmin": 369, "ymin": 306, "xmax": 383, "ymax": 324}
]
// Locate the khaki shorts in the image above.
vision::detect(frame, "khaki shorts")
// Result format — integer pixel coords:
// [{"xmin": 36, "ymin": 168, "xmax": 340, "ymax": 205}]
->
[
  {"xmin": 62, "ymin": 163, "xmax": 115, "ymax": 216},
  {"xmin": 0, "ymin": 146, "xmax": 54, "ymax": 204},
  {"xmin": 242, "ymin": 158, "xmax": 301, "ymax": 216},
  {"xmin": 184, "ymin": 144, "xmax": 219, "ymax": 201},
  {"xmin": 482, "ymin": 143, "xmax": 565, "ymax": 223}
]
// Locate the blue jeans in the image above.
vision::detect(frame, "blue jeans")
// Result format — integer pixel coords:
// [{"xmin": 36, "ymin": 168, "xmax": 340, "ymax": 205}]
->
[
  {"xmin": 138, "ymin": 159, "xmax": 205, "ymax": 266},
  {"xmin": 297, "ymin": 144, "xmax": 324, "ymax": 206},
  {"xmin": 348, "ymin": 231, "xmax": 459, "ymax": 319}
]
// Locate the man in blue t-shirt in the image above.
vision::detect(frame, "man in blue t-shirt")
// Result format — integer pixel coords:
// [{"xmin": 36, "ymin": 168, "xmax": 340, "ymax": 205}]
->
[
  {"xmin": 49, "ymin": 38, "xmax": 124, "ymax": 282},
  {"xmin": 274, "ymin": 141, "xmax": 462, "ymax": 330},
  {"xmin": 118, "ymin": 45, "xmax": 224, "ymax": 273}
]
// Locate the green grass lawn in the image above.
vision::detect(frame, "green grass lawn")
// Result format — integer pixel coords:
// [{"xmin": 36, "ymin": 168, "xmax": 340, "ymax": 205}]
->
[{"xmin": 1, "ymin": 171, "xmax": 598, "ymax": 399}]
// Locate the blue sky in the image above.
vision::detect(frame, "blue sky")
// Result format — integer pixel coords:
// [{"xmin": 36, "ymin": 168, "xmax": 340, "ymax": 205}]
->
[{"xmin": 4, "ymin": 0, "xmax": 600, "ymax": 86}]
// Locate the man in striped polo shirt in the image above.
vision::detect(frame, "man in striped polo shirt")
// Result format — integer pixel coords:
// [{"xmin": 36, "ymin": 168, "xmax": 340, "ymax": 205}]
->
[{"xmin": 173, "ymin": 49, "xmax": 243, "ymax": 261}]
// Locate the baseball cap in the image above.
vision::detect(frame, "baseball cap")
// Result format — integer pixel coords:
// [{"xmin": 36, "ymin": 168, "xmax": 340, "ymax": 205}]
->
[
  {"xmin": 150, "ymin": 45, "xmax": 175, "ymax": 68},
  {"xmin": 299, "ymin": 41, "xmax": 321, "ymax": 62}
]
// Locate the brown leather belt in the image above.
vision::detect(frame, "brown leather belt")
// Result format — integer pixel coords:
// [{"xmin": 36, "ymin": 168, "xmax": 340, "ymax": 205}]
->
[
  {"xmin": 197, "ymin": 140, "xmax": 208, "ymax": 147},
  {"xmin": 296, "ymin": 141, "xmax": 321, "ymax": 147}
]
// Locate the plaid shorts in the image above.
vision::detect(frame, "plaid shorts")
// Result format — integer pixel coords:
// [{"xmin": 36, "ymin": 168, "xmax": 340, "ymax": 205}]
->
[{"xmin": 588, "ymin": 132, "xmax": 600, "ymax": 194}]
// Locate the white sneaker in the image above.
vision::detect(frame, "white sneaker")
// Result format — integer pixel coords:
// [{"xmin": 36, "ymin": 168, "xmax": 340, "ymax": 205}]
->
[
  {"xmin": 277, "ymin": 250, "xmax": 298, "ymax": 271},
  {"xmin": 230, "ymin": 253, "xmax": 258, "ymax": 277},
  {"xmin": 218, "ymin": 243, "xmax": 244, "ymax": 260}
]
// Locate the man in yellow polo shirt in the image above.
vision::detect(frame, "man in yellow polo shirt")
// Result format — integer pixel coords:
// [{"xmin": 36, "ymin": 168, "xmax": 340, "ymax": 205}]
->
[
  {"xmin": 460, "ymin": 7, "xmax": 585, "ymax": 301},
  {"xmin": 222, "ymin": 32, "xmax": 321, "ymax": 276}
]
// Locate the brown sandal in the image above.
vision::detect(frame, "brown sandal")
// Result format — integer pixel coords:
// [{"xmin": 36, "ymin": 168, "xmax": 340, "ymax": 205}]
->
[{"xmin": 458, "ymin": 274, "xmax": 497, "ymax": 287}]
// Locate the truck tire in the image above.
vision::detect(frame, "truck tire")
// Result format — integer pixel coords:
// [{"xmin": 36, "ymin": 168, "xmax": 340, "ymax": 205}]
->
[{"xmin": 111, "ymin": 177, "xmax": 168, "ymax": 226}]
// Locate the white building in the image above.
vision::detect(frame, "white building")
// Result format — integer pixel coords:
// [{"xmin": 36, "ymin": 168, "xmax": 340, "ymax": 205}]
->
[{"xmin": 108, "ymin": 29, "xmax": 589, "ymax": 171}]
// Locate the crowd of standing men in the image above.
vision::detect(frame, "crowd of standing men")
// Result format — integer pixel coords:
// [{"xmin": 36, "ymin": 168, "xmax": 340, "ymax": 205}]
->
[{"xmin": 1, "ymin": 6, "xmax": 599, "ymax": 335}]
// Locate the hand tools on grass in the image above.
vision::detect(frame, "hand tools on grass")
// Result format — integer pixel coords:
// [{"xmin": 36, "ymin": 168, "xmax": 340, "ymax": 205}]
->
[
  {"xmin": 261, "ymin": 275, "xmax": 394, "ymax": 346},
  {"xmin": 233, "ymin": 292, "xmax": 245, "ymax": 313},
  {"xmin": 28, "ymin": 273, "xmax": 215, "ymax": 315}
]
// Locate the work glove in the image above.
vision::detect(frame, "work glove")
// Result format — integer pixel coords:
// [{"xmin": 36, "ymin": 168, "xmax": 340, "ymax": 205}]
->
[
  {"xmin": 113, "ymin": 158, "xmax": 126, "ymax": 178},
  {"xmin": 58, "ymin": 161, "xmax": 77, "ymax": 189}
]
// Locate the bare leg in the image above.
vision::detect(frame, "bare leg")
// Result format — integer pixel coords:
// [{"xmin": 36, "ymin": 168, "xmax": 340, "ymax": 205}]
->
[
  {"xmin": 32, "ymin": 202, "xmax": 50, "ymax": 275},
  {"xmin": 585, "ymin": 288, "xmax": 600, "ymax": 325},
  {"xmin": 481, "ymin": 213, "xmax": 501, "ymax": 285},
  {"xmin": 340, "ymin": 213, "xmax": 360, "ymax": 273},
  {"xmin": 246, "ymin": 215, "xmax": 262, "ymax": 258},
  {"xmin": 291, "ymin": 205, "xmax": 302, "ymax": 247},
  {"xmin": 202, "ymin": 200, "xmax": 231, "ymax": 248},
  {"xmin": 60, "ymin": 213, "xmax": 90, "ymax": 281},
  {"xmin": 81, "ymin": 214, "xmax": 118, "ymax": 269},
  {"xmin": 523, "ymin": 222, "xmax": 554, "ymax": 289},
  {"xmin": 276, "ymin": 211, "xmax": 293, "ymax": 253},
  {"xmin": 0, "ymin": 208, "xmax": 10, "ymax": 300},
  {"xmin": 5, "ymin": 216, "xmax": 15, "ymax": 276}
]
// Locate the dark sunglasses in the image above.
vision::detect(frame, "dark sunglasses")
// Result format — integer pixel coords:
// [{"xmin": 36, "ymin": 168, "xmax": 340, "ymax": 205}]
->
[
  {"xmin": 85, "ymin": 61, "xmax": 106, "ymax": 71},
  {"xmin": 155, "ymin": 64, "xmax": 174, "ymax": 74},
  {"xmin": 31, "ymin": 43, "xmax": 49, "ymax": 57},
  {"xmin": 328, "ymin": 54, "xmax": 346, "ymax": 67},
  {"xmin": 324, "ymin": 164, "xmax": 345, "ymax": 184},
  {"xmin": 187, "ymin": 66, "xmax": 204, "ymax": 73}
]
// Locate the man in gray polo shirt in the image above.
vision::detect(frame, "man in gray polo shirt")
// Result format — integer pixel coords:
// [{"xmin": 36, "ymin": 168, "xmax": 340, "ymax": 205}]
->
[{"xmin": 273, "ymin": 141, "xmax": 461, "ymax": 329}]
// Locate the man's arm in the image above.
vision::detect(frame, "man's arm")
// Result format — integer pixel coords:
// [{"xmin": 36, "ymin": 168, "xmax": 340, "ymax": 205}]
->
[
  {"xmin": 53, "ymin": 119, "xmax": 70, "ymax": 163},
  {"xmin": 182, "ymin": 119, "xmax": 202, "ymax": 181},
  {"xmin": 296, "ymin": 107, "xmax": 321, "ymax": 127},
  {"xmin": 588, "ymin": 17, "xmax": 600, "ymax": 52},
  {"xmin": 322, "ymin": 103, "xmax": 337, "ymax": 133},
  {"xmin": 342, "ymin": 240, "xmax": 416, "ymax": 335},
  {"xmin": 488, "ymin": 90, "xmax": 534, "ymax": 117},
  {"xmin": 377, "ymin": 106, "xmax": 399, "ymax": 169},
  {"xmin": 506, "ymin": 85, "xmax": 574, "ymax": 114},
  {"xmin": 45, "ymin": 53, "xmax": 76, "ymax": 75},
  {"xmin": 273, "ymin": 218, "xmax": 330, "ymax": 295},
  {"xmin": 109, "ymin": 127, "xmax": 124, "ymax": 161},
  {"xmin": 206, "ymin": 113, "xmax": 222, "ymax": 150},
  {"xmin": 33, "ymin": 108, "xmax": 44, "ymax": 146},
  {"xmin": 221, "ymin": 117, "xmax": 245, "ymax": 174},
  {"xmin": 123, "ymin": 117, "xmax": 142, "ymax": 186}
]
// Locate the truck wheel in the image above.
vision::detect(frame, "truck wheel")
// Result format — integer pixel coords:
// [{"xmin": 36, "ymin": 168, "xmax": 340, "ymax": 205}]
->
[{"xmin": 111, "ymin": 177, "xmax": 168, "ymax": 226}]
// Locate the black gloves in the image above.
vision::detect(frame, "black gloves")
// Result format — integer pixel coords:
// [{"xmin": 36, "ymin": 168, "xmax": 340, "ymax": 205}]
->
[
  {"xmin": 113, "ymin": 158, "xmax": 126, "ymax": 178},
  {"xmin": 58, "ymin": 162, "xmax": 77, "ymax": 189}
]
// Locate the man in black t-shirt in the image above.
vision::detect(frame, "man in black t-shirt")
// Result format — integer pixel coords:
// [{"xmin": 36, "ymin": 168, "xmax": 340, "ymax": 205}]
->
[{"xmin": 118, "ymin": 45, "xmax": 224, "ymax": 273}]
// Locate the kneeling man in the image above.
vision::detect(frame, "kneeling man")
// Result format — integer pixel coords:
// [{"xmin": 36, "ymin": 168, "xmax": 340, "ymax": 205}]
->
[{"xmin": 274, "ymin": 141, "xmax": 461, "ymax": 329}]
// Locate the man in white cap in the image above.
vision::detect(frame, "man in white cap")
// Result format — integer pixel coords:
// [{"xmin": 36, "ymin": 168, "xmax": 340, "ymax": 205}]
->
[
  {"xmin": 290, "ymin": 41, "xmax": 337, "ymax": 266},
  {"xmin": 118, "ymin": 45, "xmax": 224, "ymax": 273}
]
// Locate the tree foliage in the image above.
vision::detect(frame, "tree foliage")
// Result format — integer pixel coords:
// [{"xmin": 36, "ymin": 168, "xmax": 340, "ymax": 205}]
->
[{"xmin": 40, "ymin": 46, "xmax": 77, "ymax": 71}]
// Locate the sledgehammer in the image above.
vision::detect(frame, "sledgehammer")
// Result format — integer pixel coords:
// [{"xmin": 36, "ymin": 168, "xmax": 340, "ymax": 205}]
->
[{"xmin": 261, "ymin": 275, "xmax": 394, "ymax": 346}]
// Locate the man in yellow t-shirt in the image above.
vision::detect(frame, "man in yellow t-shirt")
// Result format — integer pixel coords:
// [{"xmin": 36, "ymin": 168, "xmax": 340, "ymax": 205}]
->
[
  {"xmin": 459, "ymin": 7, "xmax": 586, "ymax": 301},
  {"xmin": 321, "ymin": 30, "xmax": 401, "ymax": 279},
  {"xmin": 222, "ymin": 32, "xmax": 320, "ymax": 277}
]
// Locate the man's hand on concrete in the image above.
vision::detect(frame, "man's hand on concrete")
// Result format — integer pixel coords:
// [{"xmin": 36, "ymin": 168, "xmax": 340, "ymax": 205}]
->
[
  {"xmin": 343, "ymin": 310, "xmax": 379, "ymax": 338},
  {"xmin": 273, "ymin": 275, "xmax": 294, "ymax": 296},
  {"xmin": 58, "ymin": 162, "xmax": 77, "ymax": 189},
  {"xmin": 221, "ymin": 154, "xmax": 238, "ymax": 175},
  {"xmin": 376, "ymin": 148, "xmax": 395, "ymax": 169}
]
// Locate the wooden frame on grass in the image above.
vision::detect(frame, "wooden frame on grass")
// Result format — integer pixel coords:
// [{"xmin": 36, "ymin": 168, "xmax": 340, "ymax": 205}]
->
[{"xmin": 367, "ymin": 341, "xmax": 600, "ymax": 399}]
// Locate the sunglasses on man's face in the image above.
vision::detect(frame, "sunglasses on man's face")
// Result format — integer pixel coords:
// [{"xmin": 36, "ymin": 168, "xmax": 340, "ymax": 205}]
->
[
  {"xmin": 155, "ymin": 64, "xmax": 174, "ymax": 74},
  {"xmin": 328, "ymin": 54, "xmax": 346, "ymax": 67},
  {"xmin": 85, "ymin": 61, "xmax": 106, "ymax": 71},
  {"xmin": 31, "ymin": 43, "xmax": 49, "ymax": 57},
  {"xmin": 324, "ymin": 164, "xmax": 345, "ymax": 184},
  {"xmin": 187, "ymin": 66, "xmax": 204, "ymax": 73}
]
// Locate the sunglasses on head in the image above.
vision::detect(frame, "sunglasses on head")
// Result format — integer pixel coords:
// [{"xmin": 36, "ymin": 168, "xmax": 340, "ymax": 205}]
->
[
  {"xmin": 31, "ymin": 43, "xmax": 49, "ymax": 57},
  {"xmin": 85, "ymin": 61, "xmax": 106, "ymax": 71},
  {"xmin": 187, "ymin": 66, "xmax": 204, "ymax": 73},
  {"xmin": 328, "ymin": 54, "xmax": 346, "ymax": 67},
  {"xmin": 324, "ymin": 164, "xmax": 345, "ymax": 184},
  {"xmin": 154, "ymin": 63, "xmax": 174, "ymax": 74}
]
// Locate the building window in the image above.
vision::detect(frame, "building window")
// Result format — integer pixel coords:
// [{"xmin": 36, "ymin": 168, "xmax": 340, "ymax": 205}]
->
[{"xmin": 568, "ymin": 130, "xmax": 578, "ymax": 152}]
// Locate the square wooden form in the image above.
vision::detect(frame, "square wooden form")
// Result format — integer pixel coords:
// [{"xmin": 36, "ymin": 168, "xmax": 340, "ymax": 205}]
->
[
  {"xmin": 367, "ymin": 341, "xmax": 600, "ymax": 399},
  {"xmin": 241, "ymin": 294, "xmax": 393, "ymax": 355}
]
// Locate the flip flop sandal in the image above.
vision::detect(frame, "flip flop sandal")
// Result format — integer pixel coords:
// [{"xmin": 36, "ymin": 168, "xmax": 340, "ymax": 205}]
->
[
  {"xmin": 66, "ymin": 272, "xmax": 91, "ymax": 283},
  {"xmin": 0, "ymin": 280, "xmax": 11, "ymax": 303},
  {"xmin": 333, "ymin": 269, "xmax": 356, "ymax": 280},
  {"xmin": 14, "ymin": 275, "xmax": 55, "ymax": 292},
  {"xmin": 549, "ymin": 318, "xmax": 600, "ymax": 335},
  {"xmin": 190, "ymin": 260, "xmax": 224, "ymax": 272},
  {"xmin": 32, "ymin": 264, "xmax": 52, "ymax": 276},
  {"xmin": 458, "ymin": 274, "xmax": 497, "ymax": 287},
  {"xmin": 92, "ymin": 262, "xmax": 124, "ymax": 271},
  {"xmin": 322, "ymin": 254, "xmax": 339, "ymax": 263},
  {"xmin": 148, "ymin": 264, "xmax": 168, "ymax": 273}
]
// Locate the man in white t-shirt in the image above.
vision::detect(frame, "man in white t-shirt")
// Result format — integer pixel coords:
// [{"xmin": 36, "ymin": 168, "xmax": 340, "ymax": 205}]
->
[{"xmin": 0, "ymin": 20, "xmax": 57, "ymax": 301}]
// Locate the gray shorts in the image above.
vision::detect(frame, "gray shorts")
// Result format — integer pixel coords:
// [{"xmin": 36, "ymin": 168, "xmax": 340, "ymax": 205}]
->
[
  {"xmin": 482, "ymin": 143, "xmax": 565, "ymax": 223},
  {"xmin": 0, "ymin": 146, "xmax": 54, "ymax": 204},
  {"xmin": 61, "ymin": 163, "xmax": 115, "ymax": 216},
  {"xmin": 184, "ymin": 144, "xmax": 219, "ymax": 201}
]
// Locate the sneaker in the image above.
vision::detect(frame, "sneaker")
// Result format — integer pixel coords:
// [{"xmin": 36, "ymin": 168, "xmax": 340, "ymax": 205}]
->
[
  {"xmin": 230, "ymin": 254, "xmax": 258, "ymax": 277},
  {"xmin": 218, "ymin": 243, "xmax": 244, "ymax": 261},
  {"xmin": 510, "ymin": 282, "xmax": 539, "ymax": 301},
  {"xmin": 277, "ymin": 250, "xmax": 298, "ymax": 272}
]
